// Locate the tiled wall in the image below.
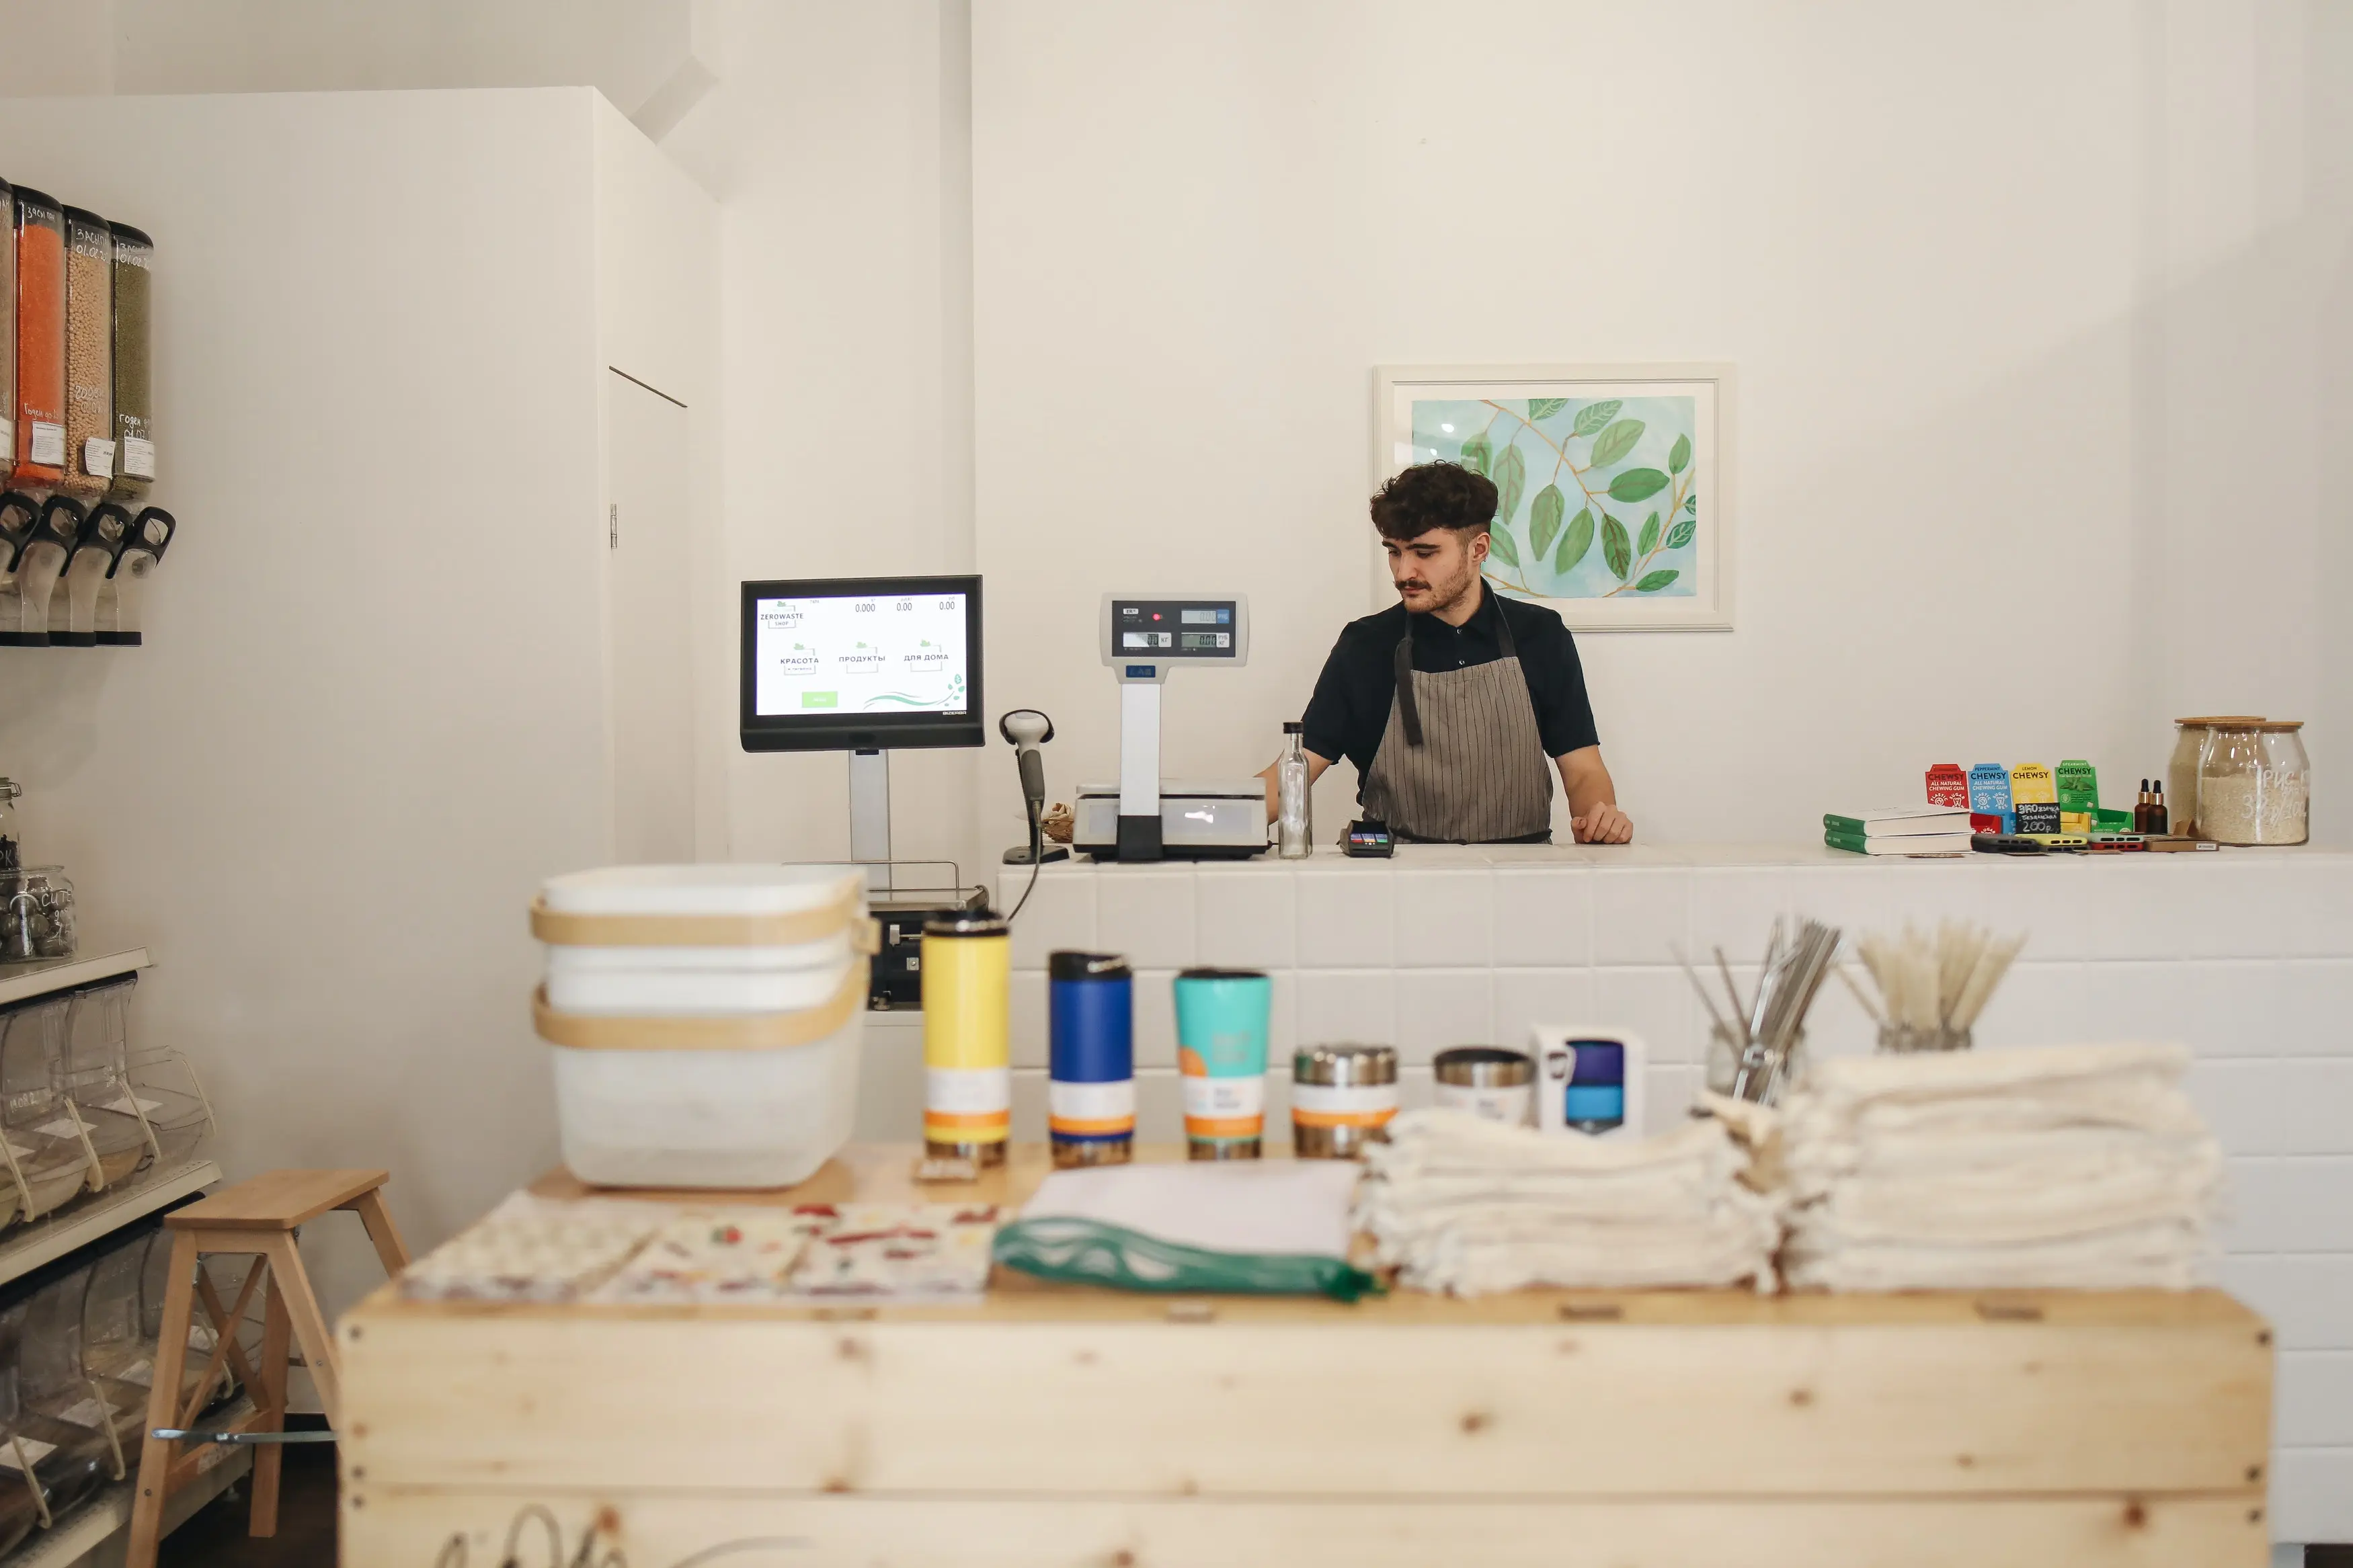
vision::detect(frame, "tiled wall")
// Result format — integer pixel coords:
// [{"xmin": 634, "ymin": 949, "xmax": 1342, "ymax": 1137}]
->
[{"xmin": 871, "ymin": 848, "xmax": 2353, "ymax": 1540}]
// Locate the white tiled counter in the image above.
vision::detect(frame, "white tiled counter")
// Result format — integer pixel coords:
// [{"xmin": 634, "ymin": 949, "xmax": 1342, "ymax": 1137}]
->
[{"xmin": 971, "ymin": 843, "xmax": 2353, "ymax": 1541}]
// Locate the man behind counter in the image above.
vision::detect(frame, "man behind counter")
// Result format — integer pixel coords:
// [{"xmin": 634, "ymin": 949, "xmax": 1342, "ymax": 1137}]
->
[{"xmin": 1262, "ymin": 461, "xmax": 1633, "ymax": 845}]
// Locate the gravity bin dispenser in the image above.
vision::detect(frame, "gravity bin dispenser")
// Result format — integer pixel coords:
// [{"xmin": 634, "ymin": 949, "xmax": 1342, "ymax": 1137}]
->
[{"xmin": 0, "ymin": 182, "xmax": 171, "ymax": 651}]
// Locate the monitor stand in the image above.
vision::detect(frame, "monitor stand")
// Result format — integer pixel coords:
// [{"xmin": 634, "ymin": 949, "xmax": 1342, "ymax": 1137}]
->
[{"xmin": 848, "ymin": 747, "xmax": 893, "ymax": 893}]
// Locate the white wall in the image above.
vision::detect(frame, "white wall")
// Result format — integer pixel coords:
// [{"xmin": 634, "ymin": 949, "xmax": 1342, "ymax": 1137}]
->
[
  {"xmin": 663, "ymin": 1, "xmax": 990, "ymax": 880},
  {"xmin": 969, "ymin": 0, "xmax": 2351, "ymax": 848},
  {"xmin": 0, "ymin": 0, "xmax": 716, "ymax": 143},
  {"xmin": 592, "ymin": 95, "xmax": 729, "ymax": 858},
  {"xmin": 0, "ymin": 89, "xmax": 617, "ymax": 1320}
]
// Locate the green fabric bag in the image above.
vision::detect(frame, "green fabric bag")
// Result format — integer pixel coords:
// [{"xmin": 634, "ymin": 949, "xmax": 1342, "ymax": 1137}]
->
[{"xmin": 993, "ymin": 1214, "xmax": 1379, "ymax": 1303}]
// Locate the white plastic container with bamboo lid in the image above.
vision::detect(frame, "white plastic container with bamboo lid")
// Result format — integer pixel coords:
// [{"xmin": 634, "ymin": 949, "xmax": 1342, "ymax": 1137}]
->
[{"xmin": 531, "ymin": 864, "xmax": 877, "ymax": 1190}]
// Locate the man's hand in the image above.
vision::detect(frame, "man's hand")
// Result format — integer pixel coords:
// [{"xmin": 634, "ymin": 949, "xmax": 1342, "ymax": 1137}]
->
[
  {"xmin": 1572, "ymin": 803, "xmax": 1633, "ymax": 844},
  {"xmin": 1556, "ymin": 745, "xmax": 1631, "ymax": 843}
]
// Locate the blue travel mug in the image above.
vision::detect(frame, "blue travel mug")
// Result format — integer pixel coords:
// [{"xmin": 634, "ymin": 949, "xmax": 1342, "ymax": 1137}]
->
[{"xmin": 1049, "ymin": 951, "xmax": 1133, "ymax": 1167}]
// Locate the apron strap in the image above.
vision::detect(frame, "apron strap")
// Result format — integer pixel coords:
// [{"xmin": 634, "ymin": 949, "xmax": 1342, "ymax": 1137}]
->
[
  {"xmin": 1491, "ymin": 597, "xmax": 1519, "ymax": 656},
  {"xmin": 1394, "ymin": 595, "xmax": 1516, "ymax": 750},
  {"xmin": 1392, "ymin": 633, "xmax": 1424, "ymax": 748}
]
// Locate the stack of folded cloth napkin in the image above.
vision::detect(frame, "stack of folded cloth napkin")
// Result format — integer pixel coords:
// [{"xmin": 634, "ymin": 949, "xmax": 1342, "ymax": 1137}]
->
[
  {"xmin": 1355, "ymin": 1108, "xmax": 1781, "ymax": 1295},
  {"xmin": 1776, "ymin": 1042, "xmax": 2223, "ymax": 1290}
]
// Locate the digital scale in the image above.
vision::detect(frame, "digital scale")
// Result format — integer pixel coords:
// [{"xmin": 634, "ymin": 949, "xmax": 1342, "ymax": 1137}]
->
[{"xmin": 1074, "ymin": 592, "xmax": 1268, "ymax": 862}]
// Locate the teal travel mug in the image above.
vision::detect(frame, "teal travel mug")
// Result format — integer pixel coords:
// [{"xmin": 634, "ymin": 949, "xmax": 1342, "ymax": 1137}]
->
[{"xmin": 1174, "ymin": 968, "xmax": 1272, "ymax": 1159}]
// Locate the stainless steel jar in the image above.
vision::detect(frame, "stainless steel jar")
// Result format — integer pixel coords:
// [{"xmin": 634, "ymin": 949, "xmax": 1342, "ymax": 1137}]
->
[
  {"xmin": 1433, "ymin": 1046, "xmax": 1534, "ymax": 1126},
  {"xmin": 1291, "ymin": 1044, "xmax": 1398, "ymax": 1159}
]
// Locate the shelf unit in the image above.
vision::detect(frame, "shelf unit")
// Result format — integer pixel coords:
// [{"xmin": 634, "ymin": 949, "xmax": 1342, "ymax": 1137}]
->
[
  {"xmin": 0, "ymin": 949, "xmax": 234, "ymax": 1568},
  {"xmin": 0, "ymin": 1162, "xmax": 221, "ymax": 1293},
  {"xmin": 0, "ymin": 953, "xmax": 150, "ymax": 1012},
  {"xmin": 9, "ymin": 1442, "xmax": 249, "ymax": 1568}
]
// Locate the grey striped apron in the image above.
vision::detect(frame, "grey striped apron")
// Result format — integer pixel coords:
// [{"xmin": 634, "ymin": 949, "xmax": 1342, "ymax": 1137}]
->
[{"xmin": 1357, "ymin": 608, "xmax": 1555, "ymax": 843}]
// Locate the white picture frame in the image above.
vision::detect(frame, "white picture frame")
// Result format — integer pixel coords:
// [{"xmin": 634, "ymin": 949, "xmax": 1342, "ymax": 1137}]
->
[{"xmin": 1372, "ymin": 363, "xmax": 1737, "ymax": 630}]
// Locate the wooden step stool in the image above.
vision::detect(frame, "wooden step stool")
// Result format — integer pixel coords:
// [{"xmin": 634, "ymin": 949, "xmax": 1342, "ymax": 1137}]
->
[{"xmin": 126, "ymin": 1169, "xmax": 410, "ymax": 1568}]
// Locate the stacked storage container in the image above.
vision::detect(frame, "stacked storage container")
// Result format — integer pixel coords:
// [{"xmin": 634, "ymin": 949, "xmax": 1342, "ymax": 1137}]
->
[{"xmin": 532, "ymin": 866, "xmax": 873, "ymax": 1189}]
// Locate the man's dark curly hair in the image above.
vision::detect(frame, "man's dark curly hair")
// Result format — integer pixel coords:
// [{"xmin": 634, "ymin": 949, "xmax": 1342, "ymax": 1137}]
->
[{"xmin": 1370, "ymin": 461, "xmax": 1498, "ymax": 540}]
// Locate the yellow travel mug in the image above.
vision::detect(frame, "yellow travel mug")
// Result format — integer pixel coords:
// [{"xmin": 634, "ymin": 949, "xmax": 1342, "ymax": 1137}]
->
[{"xmin": 922, "ymin": 913, "xmax": 1011, "ymax": 1165}]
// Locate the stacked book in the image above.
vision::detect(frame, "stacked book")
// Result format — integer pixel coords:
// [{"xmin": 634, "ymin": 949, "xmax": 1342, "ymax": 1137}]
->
[
  {"xmin": 1354, "ymin": 1109, "xmax": 1781, "ymax": 1295},
  {"xmin": 1776, "ymin": 1043, "xmax": 2222, "ymax": 1290},
  {"xmin": 1824, "ymin": 806, "xmax": 1974, "ymax": 856}
]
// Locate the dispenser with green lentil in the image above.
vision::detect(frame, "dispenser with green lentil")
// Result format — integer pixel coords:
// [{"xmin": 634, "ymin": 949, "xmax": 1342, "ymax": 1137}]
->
[{"xmin": 106, "ymin": 222, "xmax": 152, "ymax": 503}]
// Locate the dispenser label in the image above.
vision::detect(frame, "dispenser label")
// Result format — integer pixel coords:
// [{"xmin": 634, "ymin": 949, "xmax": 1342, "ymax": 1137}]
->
[
  {"xmin": 120, "ymin": 436, "xmax": 153, "ymax": 480},
  {"xmin": 102, "ymin": 1095, "xmax": 163, "ymax": 1117},
  {"xmin": 28, "ymin": 422, "xmax": 62, "ymax": 465},
  {"xmin": 81, "ymin": 438, "xmax": 114, "ymax": 478},
  {"xmin": 119, "ymin": 1358, "xmax": 153, "ymax": 1387},
  {"xmin": 0, "ymin": 418, "xmax": 13, "ymax": 452},
  {"xmin": 58, "ymin": 1397, "xmax": 106, "ymax": 1430},
  {"xmin": 1048, "ymin": 1077, "xmax": 1135, "ymax": 1137},
  {"xmin": 1290, "ymin": 1081, "xmax": 1400, "ymax": 1128},
  {"xmin": 33, "ymin": 1118, "xmax": 83, "ymax": 1141}
]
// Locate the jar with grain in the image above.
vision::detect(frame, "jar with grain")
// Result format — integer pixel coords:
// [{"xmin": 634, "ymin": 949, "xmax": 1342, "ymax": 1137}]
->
[
  {"xmin": 11, "ymin": 188, "xmax": 65, "ymax": 491},
  {"xmin": 2197, "ymin": 721, "xmax": 2309, "ymax": 845},
  {"xmin": 106, "ymin": 222, "xmax": 152, "ymax": 503},
  {"xmin": 2167, "ymin": 716, "xmax": 2264, "ymax": 839},
  {"xmin": 58, "ymin": 208, "xmax": 111, "ymax": 502}
]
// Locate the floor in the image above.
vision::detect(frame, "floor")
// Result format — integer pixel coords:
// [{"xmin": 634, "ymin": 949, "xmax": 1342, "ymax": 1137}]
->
[{"xmin": 161, "ymin": 1438, "xmax": 335, "ymax": 1568}]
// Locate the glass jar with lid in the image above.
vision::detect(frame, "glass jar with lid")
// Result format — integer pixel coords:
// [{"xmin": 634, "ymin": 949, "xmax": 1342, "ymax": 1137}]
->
[
  {"xmin": 2197, "ymin": 721, "xmax": 2310, "ymax": 845},
  {"xmin": 0, "ymin": 867, "xmax": 73, "ymax": 962},
  {"xmin": 2167, "ymin": 716, "xmax": 2264, "ymax": 839}
]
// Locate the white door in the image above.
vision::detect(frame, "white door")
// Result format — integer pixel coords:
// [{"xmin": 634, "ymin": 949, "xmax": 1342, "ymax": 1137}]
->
[{"xmin": 606, "ymin": 370, "xmax": 696, "ymax": 863}]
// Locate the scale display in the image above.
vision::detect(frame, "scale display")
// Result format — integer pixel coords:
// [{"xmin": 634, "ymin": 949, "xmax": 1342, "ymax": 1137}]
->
[
  {"xmin": 753, "ymin": 590, "xmax": 970, "ymax": 717},
  {"xmin": 1107, "ymin": 599, "xmax": 1239, "ymax": 659}
]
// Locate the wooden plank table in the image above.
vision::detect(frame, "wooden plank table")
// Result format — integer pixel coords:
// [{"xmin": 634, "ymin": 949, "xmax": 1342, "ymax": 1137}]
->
[{"xmin": 339, "ymin": 1145, "xmax": 2275, "ymax": 1567}]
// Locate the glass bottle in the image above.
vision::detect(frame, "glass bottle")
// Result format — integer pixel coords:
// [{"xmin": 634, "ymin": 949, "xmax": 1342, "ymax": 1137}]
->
[
  {"xmin": 1277, "ymin": 721, "xmax": 1312, "ymax": 859},
  {"xmin": 0, "ymin": 780, "xmax": 17, "ymax": 874}
]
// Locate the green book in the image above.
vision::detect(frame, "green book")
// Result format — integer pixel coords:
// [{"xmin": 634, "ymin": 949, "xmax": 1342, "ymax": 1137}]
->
[
  {"xmin": 1826, "ymin": 828, "xmax": 1975, "ymax": 857},
  {"xmin": 1823, "ymin": 807, "xmax": 1971, "ymax": 839}
]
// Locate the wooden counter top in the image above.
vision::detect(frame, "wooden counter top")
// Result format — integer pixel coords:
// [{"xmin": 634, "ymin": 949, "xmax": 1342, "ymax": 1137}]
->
[
  {"xmin": 340, "ymin": 1145, "xmax": 2274, "ymax": 1567},
  {"xmin": 348, "ymin": 1143, "xmax": 2268, "ymax": 1331}
]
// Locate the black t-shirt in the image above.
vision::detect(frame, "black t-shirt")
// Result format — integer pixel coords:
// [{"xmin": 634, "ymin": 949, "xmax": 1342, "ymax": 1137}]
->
[{"xmin": 1300, "ymin": 588, "xmax": 1600, "ymax": 786}]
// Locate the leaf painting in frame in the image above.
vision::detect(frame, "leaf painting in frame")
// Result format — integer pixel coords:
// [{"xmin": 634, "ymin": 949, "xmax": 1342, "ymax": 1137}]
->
[{"xmin": 1373, "ymin": 365, "xmax": 1735, "ymax": 630}]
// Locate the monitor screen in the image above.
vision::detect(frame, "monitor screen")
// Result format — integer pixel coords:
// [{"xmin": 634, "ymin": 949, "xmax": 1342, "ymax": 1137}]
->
[{"xmin": 740, "ymin": 575, "xmax": 984, "ymax": 752}]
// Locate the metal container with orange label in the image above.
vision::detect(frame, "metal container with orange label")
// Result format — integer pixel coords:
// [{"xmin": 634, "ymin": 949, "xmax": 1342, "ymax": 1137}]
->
[{"xmin": 1291, "ymin": 1043, "xmax": 1398, "ymax": 1159}]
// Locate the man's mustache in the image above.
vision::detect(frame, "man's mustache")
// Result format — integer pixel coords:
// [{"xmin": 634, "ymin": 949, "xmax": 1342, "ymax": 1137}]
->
[{"xmin": 1398, "ymin": 581, "xmax": 1430, "ymax": 593}]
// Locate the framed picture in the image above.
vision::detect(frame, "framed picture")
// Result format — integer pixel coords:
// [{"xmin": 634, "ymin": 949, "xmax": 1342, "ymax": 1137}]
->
[{"xmin": 1372, "ymin": 364, "xmax": 1736, "ymax": 630}]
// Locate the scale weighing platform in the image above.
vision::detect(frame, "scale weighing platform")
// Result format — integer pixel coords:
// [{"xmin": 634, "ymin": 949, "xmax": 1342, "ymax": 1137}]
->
[{"xmin": 1074, "ymin": 592, "xmax": 1268, "ymax": 862}]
